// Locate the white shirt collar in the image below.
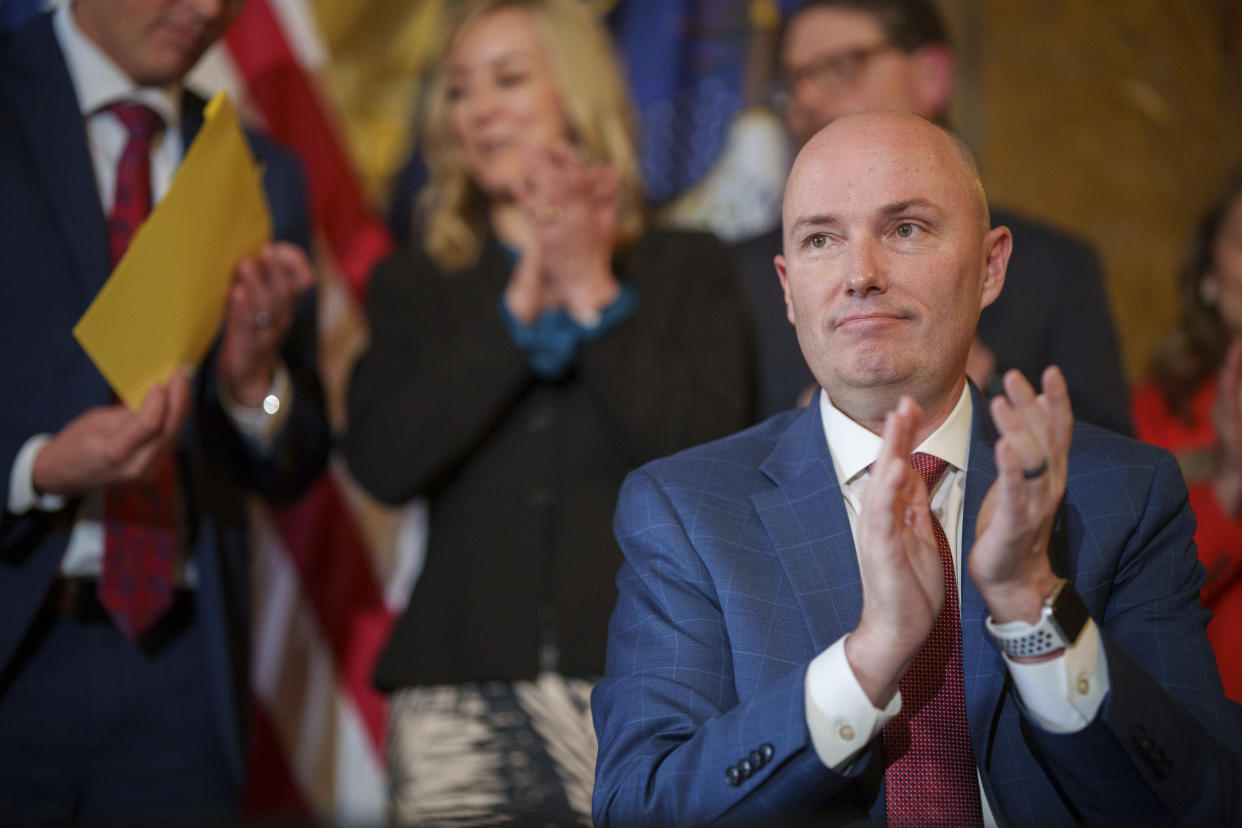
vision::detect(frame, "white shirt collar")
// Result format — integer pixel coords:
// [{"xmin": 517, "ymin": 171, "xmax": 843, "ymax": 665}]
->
[
  {"xmin": 53, "ymin": 2, "xmax": 181, "ymax": 129},
  {"xmin": 818, "ymin": 381, "xmax": 974, "ymax": 487}
]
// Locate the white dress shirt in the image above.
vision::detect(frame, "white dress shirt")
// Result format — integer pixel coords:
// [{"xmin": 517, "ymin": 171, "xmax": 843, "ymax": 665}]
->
[
  {"xmin": 802, "ymin": 382, "xmax": 1109, "ymax": 826},
  {"xmin": 5, "ymin": 3, "xmax": 290, "ymax": 579}
]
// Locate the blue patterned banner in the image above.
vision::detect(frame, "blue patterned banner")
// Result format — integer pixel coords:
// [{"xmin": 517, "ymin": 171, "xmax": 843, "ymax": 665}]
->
[{"xmin": 606, "ymin": 0, "xmax": 802, "ymax": 204}]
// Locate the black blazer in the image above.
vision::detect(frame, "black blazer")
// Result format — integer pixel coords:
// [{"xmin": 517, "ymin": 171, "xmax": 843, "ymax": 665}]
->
[
  {"xmin": 345, "ymin": 228, "xmax": 755, "ymax": 689},
  {"xmin": 733, "ymin": 209, "xmax": 1133, "ymax": 434},
  {"xmin": 0, "ymin": 12, "xmax": 330, "ymax": 787}
]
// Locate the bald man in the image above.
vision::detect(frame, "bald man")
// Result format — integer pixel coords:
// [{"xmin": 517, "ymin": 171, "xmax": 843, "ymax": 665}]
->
[
  {"xmin": 735, "ymin": 0, "xmax": 1130, "ymax": 438},
  {"xmin": 592, "ymin": 111, "xmax": 1240, "ymax": 827}
]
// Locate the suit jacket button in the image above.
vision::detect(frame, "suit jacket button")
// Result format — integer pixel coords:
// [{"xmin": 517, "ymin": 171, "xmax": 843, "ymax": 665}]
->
[
  {"xmin": 725, "ymin": 766, "xmax": 741, "ymax": 787},
  {"xmin": 749, "ymin": 749, "xmax": 763, "ymax": 768},
  {"xmin": 760, "ymin": 743, "xmax": 774, "ymax": 762},
  {"xmin": 737, "ymin": 758, "xmax": 753, "ymax": 779}
]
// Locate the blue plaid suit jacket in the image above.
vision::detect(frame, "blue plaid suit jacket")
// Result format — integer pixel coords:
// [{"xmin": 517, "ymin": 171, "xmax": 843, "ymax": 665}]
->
[{"xmin": 593, "ymin": 388, "xmax": 1242, "ymax": 827}]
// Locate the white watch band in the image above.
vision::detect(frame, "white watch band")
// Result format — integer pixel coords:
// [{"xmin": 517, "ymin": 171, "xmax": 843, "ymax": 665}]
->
[
  {"xmin": 985, "ymin": 578, "xmax": 1089, "ymax": 658},
  {"xmin": 986, "ymin": 609, "xmax": 1064, "ymax": 658}
]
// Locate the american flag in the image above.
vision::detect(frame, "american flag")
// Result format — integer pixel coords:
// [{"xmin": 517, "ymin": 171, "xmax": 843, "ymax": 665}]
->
[{"xmin": 188, "ymin": 0, "xmax": 419, "ymax": 822}]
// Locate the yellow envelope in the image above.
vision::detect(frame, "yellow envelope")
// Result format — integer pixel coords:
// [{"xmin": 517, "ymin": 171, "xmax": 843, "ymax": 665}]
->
[{"xmin": 74, "ymin": 92, "xmax": 273, "ymax": 410}]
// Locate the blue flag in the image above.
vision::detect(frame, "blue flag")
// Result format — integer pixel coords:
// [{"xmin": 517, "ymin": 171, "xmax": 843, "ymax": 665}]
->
[{"xmin": 606, "ymin": 0, "xmax": 803, "ymax": 204}]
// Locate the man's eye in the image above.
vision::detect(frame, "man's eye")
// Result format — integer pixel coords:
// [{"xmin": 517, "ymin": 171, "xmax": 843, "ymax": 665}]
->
[
  {"xmin": 809, "ymin": 234, "xmax": 827, "ymax": 248},
  {"xmin": 896, "ymin": 223, "xmax": 917, "ymax": 238}
]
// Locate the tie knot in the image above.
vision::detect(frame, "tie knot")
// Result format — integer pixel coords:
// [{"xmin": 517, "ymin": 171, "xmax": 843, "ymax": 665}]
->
[
  {"xmin": 910, "ymin": 452, "xmax": 948, "ymax": 492},
  {"xmin": 108, "ymin": 101, "xmax": 164, "ymax": 140}
]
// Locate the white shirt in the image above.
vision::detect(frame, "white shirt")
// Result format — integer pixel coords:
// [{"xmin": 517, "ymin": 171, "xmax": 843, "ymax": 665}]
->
[
  {"xmin": 802, "ymin": 383, "xmax": 1109, "ymax": 825},
  {"xmin": 5, "ymin": 3, "xmax": 289, "ymax": 578}
]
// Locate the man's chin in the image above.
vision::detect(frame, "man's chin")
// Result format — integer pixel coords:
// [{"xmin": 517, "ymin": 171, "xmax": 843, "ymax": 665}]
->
[
  {"xmin": 131, "ymin": 53, "xmax": 202, "ymax": 88},
  {"xmin": 830, "ymin": 349, "xmax": 913, "ymax": 387}
]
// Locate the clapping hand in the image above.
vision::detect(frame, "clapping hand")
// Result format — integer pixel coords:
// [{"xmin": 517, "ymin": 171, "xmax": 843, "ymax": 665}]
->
[
  {"xmin": 216, "ymin": 241, "xmax": 315, "ymax": 405},
  {"xmin": 970, "ymin": 367, "xmax": 1073, "ymax": 629},
  {"xmin": 847, "ymin": 397, "xmax": 945, "ymax": 707},
  {"xmin": 506, "ymin": 141, "xmax": 620, "ymax": 324}
]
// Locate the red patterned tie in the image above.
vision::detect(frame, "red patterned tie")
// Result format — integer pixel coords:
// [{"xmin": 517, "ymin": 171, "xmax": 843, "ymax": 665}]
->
[
  {"xmin": 882, "ymin": 452, "xmax": 983, "ymax": 827},
  {"xmin": 97, "ymin": 101, "xmax": 178, "ymax": 641}
]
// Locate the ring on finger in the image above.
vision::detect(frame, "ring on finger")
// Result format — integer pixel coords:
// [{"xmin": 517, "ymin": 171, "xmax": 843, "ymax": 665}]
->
[
  {"xmin": 254, "ymin": 309, "xmax": 271, "ymax": 330},
  {"xmin": 1021, "ymin": 458, "xmax": 1049, "ymax": 480}
]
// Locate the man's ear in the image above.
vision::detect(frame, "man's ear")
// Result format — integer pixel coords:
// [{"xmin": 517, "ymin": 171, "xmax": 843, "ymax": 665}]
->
[
  {"xmin": 980, "ymin": 225, "xmax": 1012, "ymax": 310},
  {"xmin": 775, "ymin": 253, "xmax": 797, "ymax": 326},
  {"xmin": 910, "ymin": 43, "xmax": 954, "ymax": 119}
]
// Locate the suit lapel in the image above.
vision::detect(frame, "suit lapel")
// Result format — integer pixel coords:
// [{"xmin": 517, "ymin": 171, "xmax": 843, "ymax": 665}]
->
[
  {"xmin": 752, "ymin": 390, "xmax": 1012, "ymax": 747},
  {"xmin": 180, "ymin": 89, "xmax": 204, "ymax": 145},
  {"xmin": 5, "ymin": 14, "xmax": 109, "ymax": 299},
  {"xmin": 960, "ymin": 386, "xmax": 1009, "ymax": 764},
  {"xmin": 753, "ymin": 397, "xmax": 864, "ymax": 652}
]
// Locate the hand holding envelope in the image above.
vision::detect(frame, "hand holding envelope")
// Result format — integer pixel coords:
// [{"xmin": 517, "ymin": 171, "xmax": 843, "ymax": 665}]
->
[
  {"xmin": 30, "ymin": 93, "xmax": 313, "ymax": 499},
  {"xmin": 73, "ymin": 91, "xmax": 293, "ymax": 411}
]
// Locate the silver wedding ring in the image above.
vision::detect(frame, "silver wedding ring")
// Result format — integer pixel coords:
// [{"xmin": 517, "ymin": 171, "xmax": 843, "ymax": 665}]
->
[
  {"xmin": 254, "ymin": 309, "xmax": 271, "ymax": 330},
  {"xmin": 1021, "ymin": 458, "xmax": 1049, "ymax": 480}
]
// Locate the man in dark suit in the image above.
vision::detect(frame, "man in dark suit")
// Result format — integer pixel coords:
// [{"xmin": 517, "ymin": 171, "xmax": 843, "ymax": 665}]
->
[
  {"xmin": 0, "ymin": 0, "xmax": 329, "ymax": 821},
  {"xmin": 592, "ymin": 110, "xmax": 1241, "ymax": 826},
  {"xmin": 736, "ymin": 0, "xmax": 1131, "ymax": 435}
]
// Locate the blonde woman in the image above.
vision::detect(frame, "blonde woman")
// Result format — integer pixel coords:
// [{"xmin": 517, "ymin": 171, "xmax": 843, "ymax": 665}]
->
[{"xmin": 343, "ymin": 0, "xmax": 753, "ymax": 822}]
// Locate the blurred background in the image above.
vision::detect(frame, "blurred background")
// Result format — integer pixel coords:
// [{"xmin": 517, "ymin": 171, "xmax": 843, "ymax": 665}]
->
[
  {"xmin": 3, "ymin": 0, "xmax": 1240, "ymax": 823},
  {"xmin": 312, "ymin": 0, "xmax": 1242, "ymax": 381}
]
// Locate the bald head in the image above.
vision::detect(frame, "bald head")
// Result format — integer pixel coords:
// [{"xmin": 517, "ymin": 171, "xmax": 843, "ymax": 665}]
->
[
  {"xmin": 784, "ymin": 110, "xmax": 989, "ymax": 255},
  {"xmin": 774, "ymin": 109, "xmax": 1011, "ymax": 434}
]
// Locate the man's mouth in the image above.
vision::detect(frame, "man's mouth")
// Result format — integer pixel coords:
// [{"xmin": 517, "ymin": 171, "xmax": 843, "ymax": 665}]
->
[{"xmin": 834, "ymin": 312, "xmax": 907, "ymax": 331}]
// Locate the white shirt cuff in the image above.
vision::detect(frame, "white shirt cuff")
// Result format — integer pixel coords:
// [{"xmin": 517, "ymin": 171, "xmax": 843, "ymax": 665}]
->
[
  {"xmin": 218, "ymin": 361, "xmax": 293, "ymax": 451},
  {"xmin": 8, "ymin": 434, "xmax": 67, "ymax": 514},
  {"xmin": 1003, "ymin": 618, "xmax": 1109, "ymax": 732},
  {"xmin": 804, "ymin": 635, "xmax": 901, "ymax": 770}
]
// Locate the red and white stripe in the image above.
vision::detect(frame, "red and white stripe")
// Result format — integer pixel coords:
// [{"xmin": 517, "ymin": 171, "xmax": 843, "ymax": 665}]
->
[{"xmin": 189, "ymin": 2, "xmax": 418, "ymax": 823}]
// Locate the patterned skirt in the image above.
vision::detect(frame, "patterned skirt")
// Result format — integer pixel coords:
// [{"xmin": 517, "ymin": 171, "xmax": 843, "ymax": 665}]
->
[{"xmin": 387, "ymin": 674, "xmax": 597, "ymax": 826}]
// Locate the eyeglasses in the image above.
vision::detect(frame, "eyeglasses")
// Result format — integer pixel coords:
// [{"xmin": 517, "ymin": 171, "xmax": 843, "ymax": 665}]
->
[{"xmin": 776, "ymin": 41, "xmax": 896, "ymax": 102}]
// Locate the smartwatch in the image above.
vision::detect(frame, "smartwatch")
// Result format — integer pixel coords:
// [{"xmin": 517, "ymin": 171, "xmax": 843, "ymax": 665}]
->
[{"xmin": 985, "ymin": 578, "xmax": 1090, "ymax": 658}]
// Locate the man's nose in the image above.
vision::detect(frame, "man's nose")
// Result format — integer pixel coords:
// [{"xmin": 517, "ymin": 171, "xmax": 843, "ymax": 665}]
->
[
  {"xmin": 844, "ymin": 239, "xmax": 887, "ymax": 296},
  {"xmin": 788, "ymin": 77, "xmax": 825, "ymax": 126}
]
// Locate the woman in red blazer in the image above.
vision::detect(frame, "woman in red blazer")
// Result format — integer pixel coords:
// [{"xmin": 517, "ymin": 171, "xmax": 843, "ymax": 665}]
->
[{"xmin": 1132, "ymin": 171, "xmax": 1242, "ymax": 702}]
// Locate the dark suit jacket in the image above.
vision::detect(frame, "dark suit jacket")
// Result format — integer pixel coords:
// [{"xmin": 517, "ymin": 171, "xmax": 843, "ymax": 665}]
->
[
  {"xmin": 593, "ymin": 389, "xmax": 1242, "ymax": 827},
  {"xmin": 0, "ymin": 13, "xmax": 330, "ymax": 788},
  {"xmin": 733, "ymin": 210, "xmax": 1133, "ymax": 435},
  {"xmin": 344, "ymin": 228, "xmax": 754, "ymax": 689}
]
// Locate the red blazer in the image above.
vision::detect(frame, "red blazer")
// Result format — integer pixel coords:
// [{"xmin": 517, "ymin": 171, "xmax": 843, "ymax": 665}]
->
[{"xmin": 1133, "ymin": 377, "xmax": 1242, "ymax": 702}]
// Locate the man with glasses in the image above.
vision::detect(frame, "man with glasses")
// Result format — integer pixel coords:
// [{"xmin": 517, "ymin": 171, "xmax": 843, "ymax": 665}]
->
[{"xmin": 735, "ymin": 0, "xmax": 1131, "ymax": 437}]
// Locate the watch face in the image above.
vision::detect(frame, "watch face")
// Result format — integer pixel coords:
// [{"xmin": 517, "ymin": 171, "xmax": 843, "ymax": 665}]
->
[{"xmin": 1050, "ymin": 580, "xmax": 1090, "ymax": 645}]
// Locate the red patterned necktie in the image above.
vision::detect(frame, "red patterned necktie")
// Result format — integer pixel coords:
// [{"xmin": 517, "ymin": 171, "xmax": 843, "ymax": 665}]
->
[
  {"xmin": 882, "ymin": 452, "xmax": 983, "ymax": 827},
  {"xmin": 97, "ymin": 101, "xmax": 178, "ymax": 641}
]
